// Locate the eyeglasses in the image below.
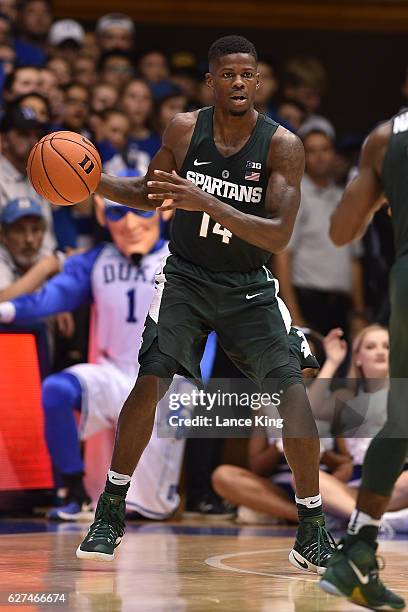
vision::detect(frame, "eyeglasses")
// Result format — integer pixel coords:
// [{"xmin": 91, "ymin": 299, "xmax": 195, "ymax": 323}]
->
[{"xmin": 105, "ymin": 206, "xmax": 155, "ymax": 221}]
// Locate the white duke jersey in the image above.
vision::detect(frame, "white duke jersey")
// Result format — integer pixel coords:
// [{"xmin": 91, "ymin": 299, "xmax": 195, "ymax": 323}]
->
[
  {"xmin": 11, "ymin": 240, "xmax": 169, "ymax": 375},
  {"xmin": 88, "ymin": 242, "xmax": 169, "ymax": 375}
]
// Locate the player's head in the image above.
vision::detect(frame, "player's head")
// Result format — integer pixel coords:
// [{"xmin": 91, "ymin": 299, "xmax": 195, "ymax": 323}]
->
[
  {"xmin": 207, "ymin": 35, "xmax": 259, "ymax": 117},
  {"xmin": 95, "ymin": 194, "xmax": 161, "ymax": 258},
  {"xmin": 350, "ymin": 324, "xmax": 389, "ymax": 380},
  {"xmin": 0, "ymin": 197, "xmax": 45, "ymax": 270}
]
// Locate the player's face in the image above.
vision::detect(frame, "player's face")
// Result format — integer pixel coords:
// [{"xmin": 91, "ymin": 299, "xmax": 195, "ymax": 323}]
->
[
  {"xmin": 355, "ymin": 329, "xmax": 389, "ymax": 379},
  {"xmin": 208, "ymin": 54, "xmax": 259, "ymax": 116},
  {"xmin": 105, "ymin": 207, "xmax": 161, "ymax": 257},
  {"xmin": 2, "ymin": 216, "xmax": 45, "ymax": 269}
]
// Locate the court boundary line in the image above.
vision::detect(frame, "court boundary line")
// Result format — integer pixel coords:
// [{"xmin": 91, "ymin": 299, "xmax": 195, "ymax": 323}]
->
[
  {"xmin": 205, "ymin": 547, "xmax": 317, "ymax": 582},
  {"xmin": 205, "ymin": 547, "xmax": 408, "ymax": 593}
]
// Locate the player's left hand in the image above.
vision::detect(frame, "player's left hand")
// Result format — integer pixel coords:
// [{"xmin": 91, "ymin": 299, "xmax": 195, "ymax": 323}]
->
[{"xmin": 147, "ymin": 170, "xmax": 213, "ymax": 212}]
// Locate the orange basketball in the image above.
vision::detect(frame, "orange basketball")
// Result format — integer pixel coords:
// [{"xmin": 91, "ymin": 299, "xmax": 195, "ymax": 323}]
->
[{"xmin": 27, "ymin": 131, "xmax": 102, "ymax": 206}]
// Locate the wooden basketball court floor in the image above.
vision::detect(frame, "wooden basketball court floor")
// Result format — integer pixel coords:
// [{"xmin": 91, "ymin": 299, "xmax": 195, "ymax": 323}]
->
[{"xmin": 0, "ymin": 519, "xmax": 407, "ymax": 611}]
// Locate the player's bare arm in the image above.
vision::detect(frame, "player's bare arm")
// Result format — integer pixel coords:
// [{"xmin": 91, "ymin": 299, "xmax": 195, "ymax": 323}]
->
[
  {"xmin": 330, "ymin": 121, "xmax": 391, "ymax": 246},
  {"xmin": 95, "ymin": 112, "xmax": 197, "ymax": 210},
  {"xmin": 148, "ymin": 126, "xmax": 304, "ymax": 253}
]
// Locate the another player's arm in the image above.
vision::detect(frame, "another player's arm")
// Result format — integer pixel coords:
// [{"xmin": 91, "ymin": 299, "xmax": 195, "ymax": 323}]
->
[
  {"xmin": 149, "ymin": 127, "xmax": 304, "ymax": 253},
  {"xmin": 96, "ymin": 113, "xmax": 195, "ymax": 210},
  {"xmin": 330, "ymin": 122, "xmax": 390, "ymax": 246}
]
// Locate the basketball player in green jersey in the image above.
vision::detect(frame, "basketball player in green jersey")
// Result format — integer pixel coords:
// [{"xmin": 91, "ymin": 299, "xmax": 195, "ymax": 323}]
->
[
  {"xmin": 319, "ymin": 113, "xmax": 408, "ymax": 609},
  {"xmin": 77, "ymin": 36, "xmax": 334, "ymax": 572}
]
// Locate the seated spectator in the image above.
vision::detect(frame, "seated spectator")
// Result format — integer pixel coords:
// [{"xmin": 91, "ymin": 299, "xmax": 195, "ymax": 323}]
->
[
  {"xmin": 0, "ymin": 197, "xmax": 61, "ymax": 301},
  {"xmin": 153, "ymin": 86, "xmax": 188, "ymax": 136},
  {"xmin": 0, "ymin": 0, "xmax": 17, "ymax": 24},
  {"xmin": 282, "ymin": 56, "xmax": 335, "ymax": 140},
  {"xmin": 90, "ymin": 81, "xmax": 118, "ymax": 114},
  {"xmin": 274, "ymin": 128, "xmax": 365, "ymax": 338},
  {"xmin": 16, "ymin": 91, "xmax": 50, "ymax": 123},
  {"xmin": 213, "ymin": 326, "xmax": 408, "ymax": 533},
  {"xmin": 138, "ymin": 50, "xmax": 170, "ymax": 84},
  {"xmin": 0, "ymin": 198, "xmax": 188, "ymax": 523},
  {"xmin": 95, "ymin": 12, "xmax": 135, "ymax": 54},
  {"xmin": 98, "ymin": 49, "xmax": 134, "ymax": 89},
  {"xmin": 254, "ymin": 58, "xmax": 279, "ymax": 117},
  {"xmin": 98, "ymin": 109, "xmax": 131, "ymax": 175},
  {"xmin": 46, "ymin": 56, "xmax": 72, "ymax": 87},
  {"xmin": 57, "ymin": 82, "xmax": 90, "ymax": 135},
  {"xmin": 276, "ymin": 98, "xmax": 306, "ymax": 133},
  {"xmin": 313, "ymin": 324, "xmax": 408, "ymax": 532},
  {"xmin": 3, "ymin": 65, "xmax": 41, "ymax": 101},
  {"xmin": 0, "ymin": 105, "xmax": 55, "ymax": 253},
  {"xmin": 121, "ymin": 78, "xmax": 161, "ymax": 174},
  {"xmin": 47, "ymin": 19, "xmax": 85, "ymax": 63},
  {"xmin": 14, "ymin": 0, "xmax": 51, "ymax": 65},
  {"xmin": 82, "ymin": 30, "xmax": 99, "ymax": 62},
  {"xmin": 73, "ymin": 54, "xmax": 97, "ymax": 88}
]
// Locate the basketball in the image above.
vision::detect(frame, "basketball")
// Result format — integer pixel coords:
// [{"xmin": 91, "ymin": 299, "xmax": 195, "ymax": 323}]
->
[{"xmin": 27, "ymin": 131, "xmax": 102, "ymax": 206}]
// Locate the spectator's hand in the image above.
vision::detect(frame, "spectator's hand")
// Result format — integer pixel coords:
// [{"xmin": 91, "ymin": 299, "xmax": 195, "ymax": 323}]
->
[
  {"xmin": 56, "ymin": 312, "xmax": 75, "ymax": 338},
  {"xmin": 323, "ymin": 328, "xmax": 347, "ymax": 367}
]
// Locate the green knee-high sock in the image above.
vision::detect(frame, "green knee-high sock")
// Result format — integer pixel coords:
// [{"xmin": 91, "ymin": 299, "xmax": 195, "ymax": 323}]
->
[{"xmin": 362, "ymin": 436, "xmax": 408, "ymax": 497}]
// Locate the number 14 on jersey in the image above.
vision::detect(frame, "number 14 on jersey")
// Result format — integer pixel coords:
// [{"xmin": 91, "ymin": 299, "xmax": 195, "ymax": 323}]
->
[{"xmin": 199, "ymin": 212, "xmax": 232, "ymax": 244}]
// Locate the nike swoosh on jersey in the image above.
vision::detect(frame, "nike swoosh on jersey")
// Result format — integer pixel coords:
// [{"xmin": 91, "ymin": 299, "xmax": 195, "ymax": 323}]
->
[
  {"xmin": 348, "ymin": 559, "xmax": 370, "ymax": 585},
  {"xmin": 246, "ymin": 293, "xmax": 263, "ymax": 299},
  {"xmin": 194, "ymin": 159, "xmax": 212, "ymax": 166}
]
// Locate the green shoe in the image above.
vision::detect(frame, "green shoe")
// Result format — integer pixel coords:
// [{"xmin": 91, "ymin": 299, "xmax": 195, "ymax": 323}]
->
[
  {"xmin": 289, "ymin": 515, "xmax": 336, "ymax": 574},
  {"xmin": 319, "ymin": 538, "xmax": 405, "ymax": 610},
  {"xmin": 76, "ymin": 492, "xmax": 126, "ymax": 561}
]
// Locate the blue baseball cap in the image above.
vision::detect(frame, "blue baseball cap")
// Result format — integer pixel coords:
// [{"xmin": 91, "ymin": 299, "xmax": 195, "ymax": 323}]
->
[{"xmin": 1, "ymin": 198, "xmax": 44, "ymax": 225}]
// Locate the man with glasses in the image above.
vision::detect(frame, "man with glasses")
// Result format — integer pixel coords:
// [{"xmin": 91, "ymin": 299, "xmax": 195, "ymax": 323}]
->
[{"xmin": 0, "ymin": 198, "xmax": 186, "ymax": 521}]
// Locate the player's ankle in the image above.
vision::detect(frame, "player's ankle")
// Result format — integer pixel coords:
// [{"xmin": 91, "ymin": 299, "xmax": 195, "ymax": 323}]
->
[
  {"xmin": 347, "ymin": 509, "xmax": 380, "ymax": 544},
  {"xmin": 105, "ymin": 470, "xmax": 131, "ymax": 497},
  {"xmin": 295, "ymin": 493, "xmax": 323, "ymax": 520}
]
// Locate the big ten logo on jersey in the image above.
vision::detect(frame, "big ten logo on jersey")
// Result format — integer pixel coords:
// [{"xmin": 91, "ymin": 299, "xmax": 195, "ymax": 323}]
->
[
  {"xmin": 393, "ymin": 111, "xmax": 408, "ymax": 134},
  {"xmin": 102, "ymin": 262, "xmax": 154, "ymax": 285}
]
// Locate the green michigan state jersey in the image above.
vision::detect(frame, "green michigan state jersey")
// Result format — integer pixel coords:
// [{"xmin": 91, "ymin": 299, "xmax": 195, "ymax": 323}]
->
[
  {"xmin": 382, "ymin": 107, "xmax": 408, "ymax": 260},
  {"xmin": 170, "ymin": 106, "xmax": 279, "ymax": 272}
]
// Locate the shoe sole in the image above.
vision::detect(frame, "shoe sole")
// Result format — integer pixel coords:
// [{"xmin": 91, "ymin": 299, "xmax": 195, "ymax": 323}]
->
[
  {"xmin": 320, "ymin": 580, "xmax": 405, "ymax": 610},
  {"xmin": 288, "ymin": 549, "xmax": 327, "ymax": 575},
  {"xmin": 75, "ymin": 546, "xmax": 114, "ymax": 561},
  {"xmin": 319, "ymin": 579, "xmax": 343, "ymax": 597}
]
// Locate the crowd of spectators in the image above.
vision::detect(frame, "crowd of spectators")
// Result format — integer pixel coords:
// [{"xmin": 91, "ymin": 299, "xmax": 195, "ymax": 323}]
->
[{"xmin": 0, "ymin": 4, "xmax": 402, "ymax": 523}]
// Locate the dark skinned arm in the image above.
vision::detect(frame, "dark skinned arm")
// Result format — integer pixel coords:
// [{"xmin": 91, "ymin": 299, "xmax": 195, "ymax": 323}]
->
[
  {"xmin": 330, "ymin": 122, "xmax": 390, "ymax": 246},
  {"xmin": 148, "ymin": 126, "xmax": 305, "ymax": 254},
  {"xmin": 95, "ymin": 113, "xmax": 194, "ymax": 210}
]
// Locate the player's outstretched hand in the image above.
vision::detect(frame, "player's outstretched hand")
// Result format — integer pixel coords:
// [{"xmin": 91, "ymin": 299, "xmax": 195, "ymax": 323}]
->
[{"xmin": 147, "ymin": 170, "xmax": 213, "ymax": 212}]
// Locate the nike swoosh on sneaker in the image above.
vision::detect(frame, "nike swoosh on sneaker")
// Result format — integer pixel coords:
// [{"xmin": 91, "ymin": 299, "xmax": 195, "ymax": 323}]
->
[
  {"xmin": 246, "ymin": 293, "xmax": 263, "ymax": 299},
  {"xmin": 348, "ymin": 559, "xmax": 370, "ymax": 585},
  {"xmin": 194, "ymin": 159, "xmax": 212, "ymax": 166},
  {"xmin": 292, "ymin": 553, "xmax": 308, "ymax": 569}
]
